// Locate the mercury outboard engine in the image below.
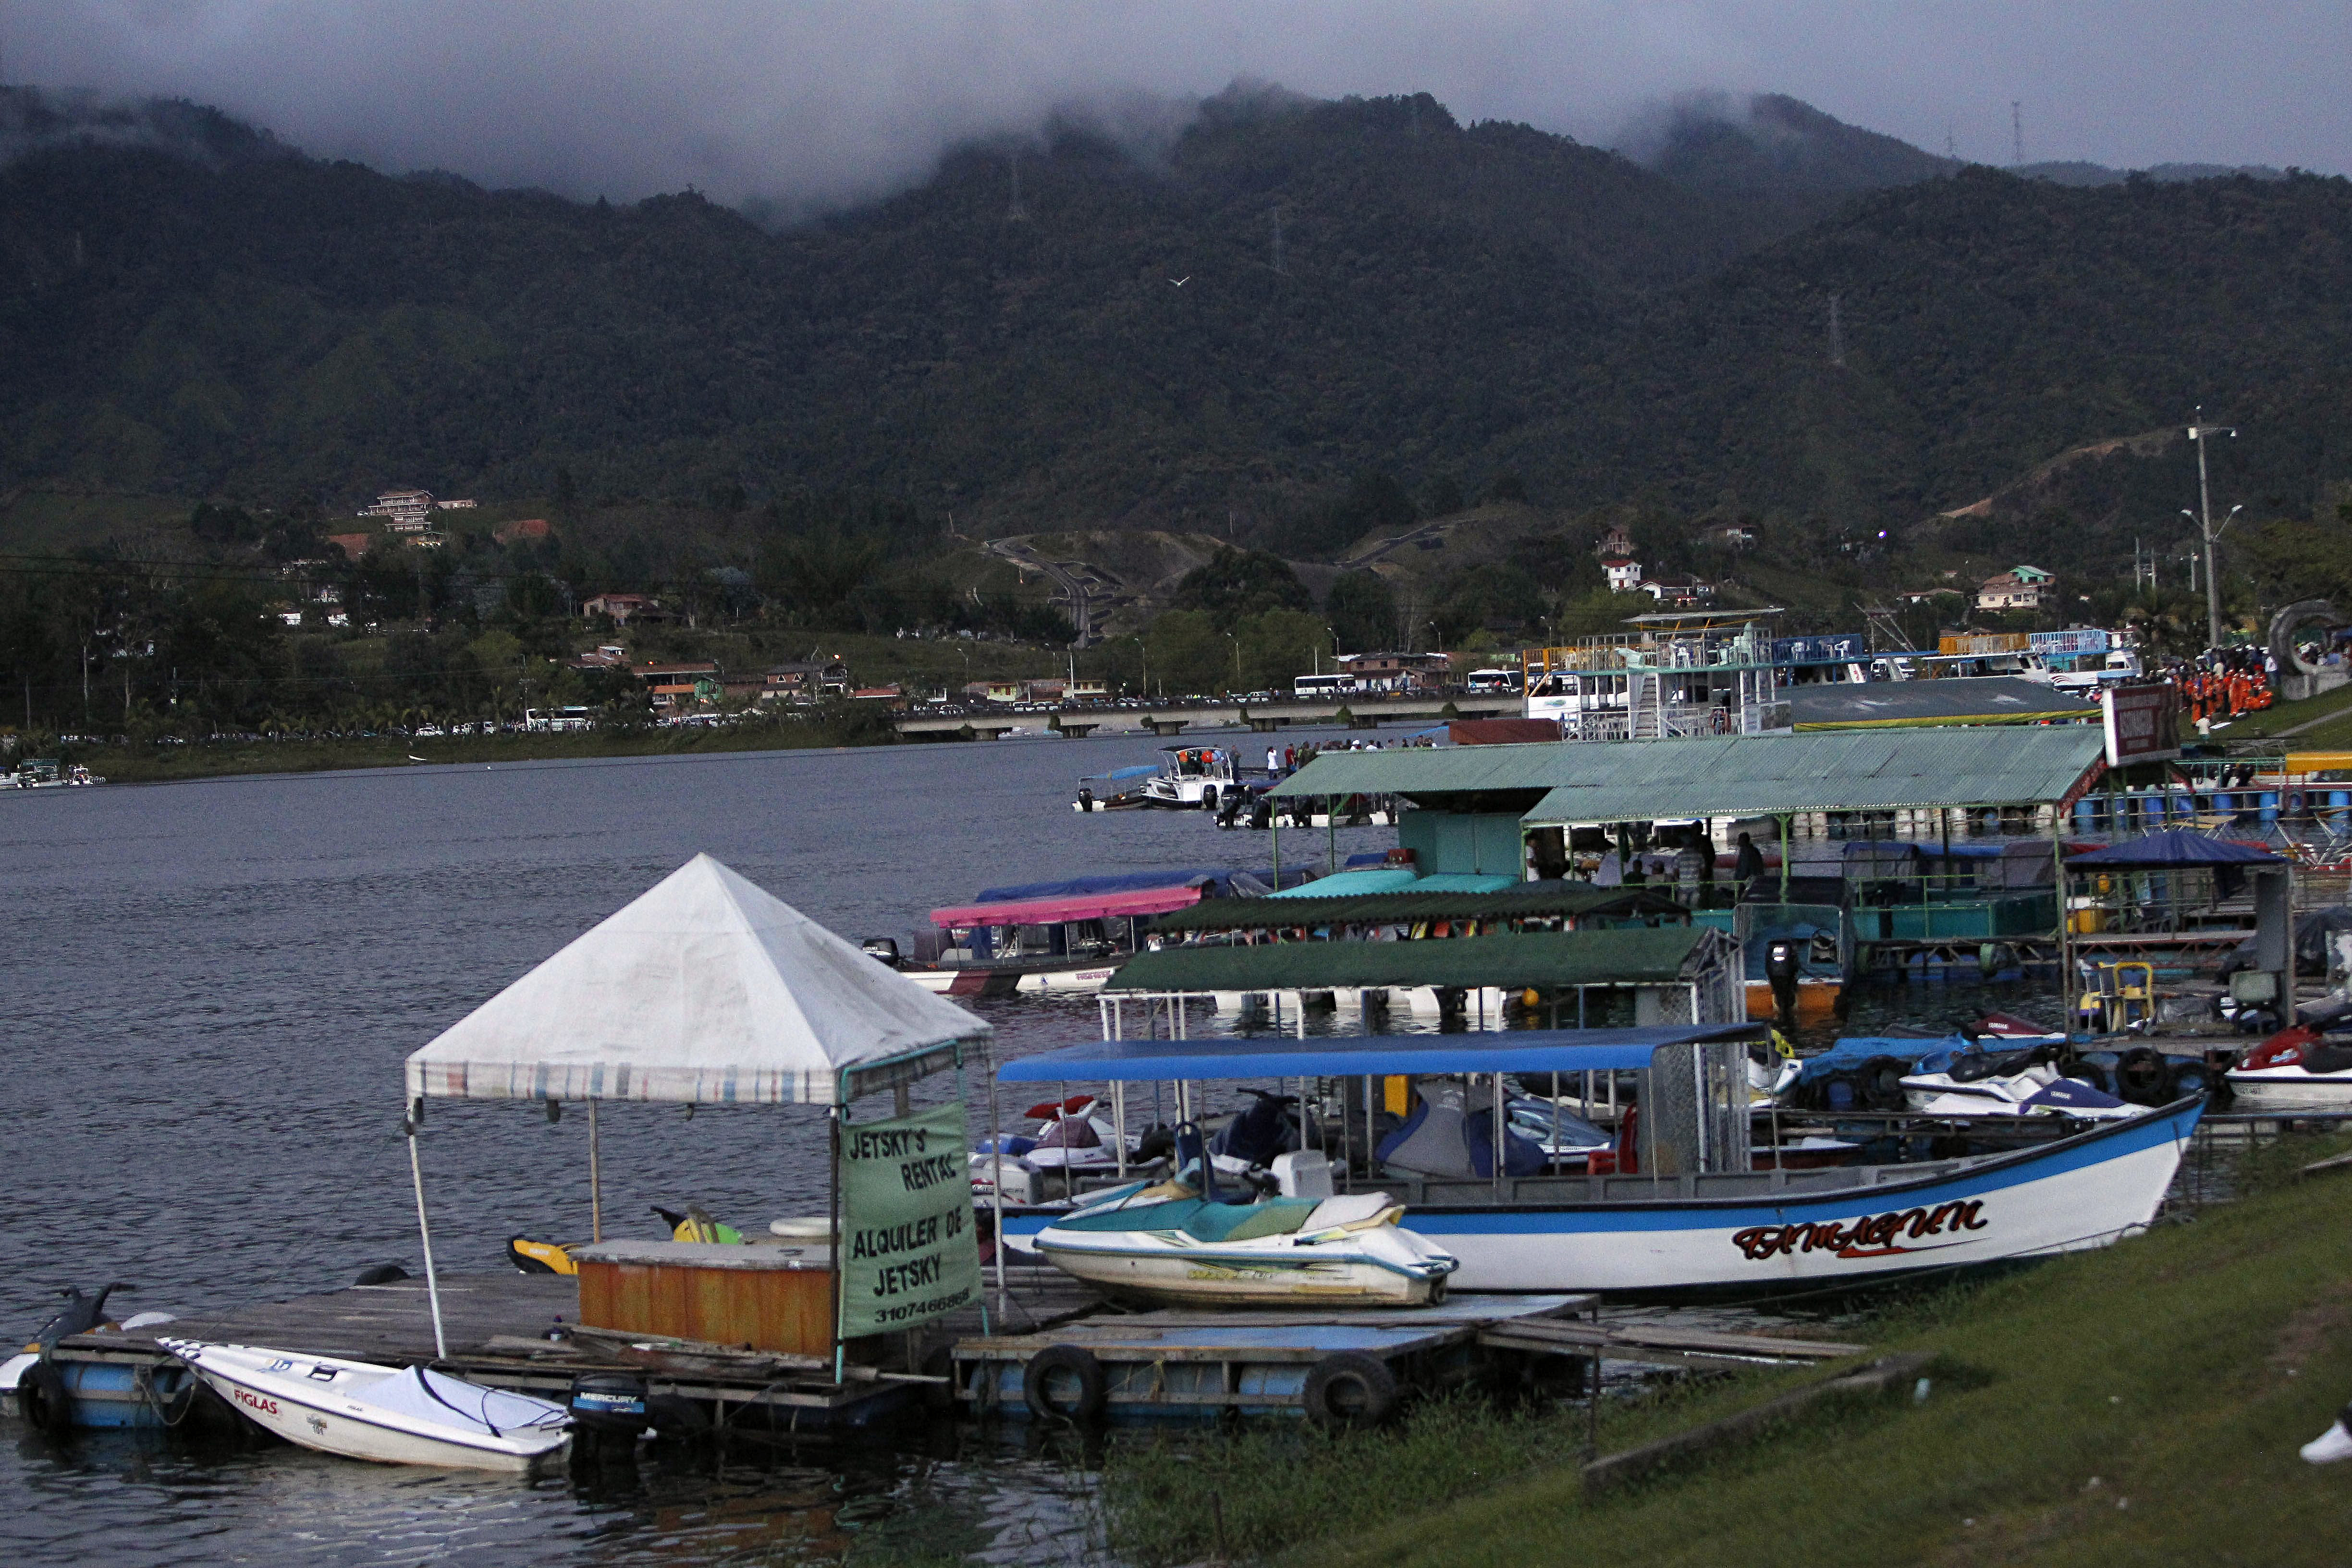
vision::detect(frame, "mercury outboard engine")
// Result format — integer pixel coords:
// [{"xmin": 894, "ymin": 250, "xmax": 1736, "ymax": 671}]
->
[{"xmin": 568, "ymin": 1372, "xmax": 649, "ymax": 1460}]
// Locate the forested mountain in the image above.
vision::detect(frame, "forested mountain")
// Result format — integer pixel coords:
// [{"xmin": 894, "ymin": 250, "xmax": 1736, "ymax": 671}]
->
[{"xmin": 3, "ymin": 81, "xmax": 2349, "ymax": 560}]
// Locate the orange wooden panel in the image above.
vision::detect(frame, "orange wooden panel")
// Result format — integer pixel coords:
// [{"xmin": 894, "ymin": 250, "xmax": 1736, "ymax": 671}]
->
[{"xmin": 578, "ymin": 1258, "xmax": 834, "ymax": 1356}]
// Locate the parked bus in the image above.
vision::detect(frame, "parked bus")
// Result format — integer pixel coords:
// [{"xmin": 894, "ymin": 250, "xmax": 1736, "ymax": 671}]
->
[
  {"xmin": 1465, "ymin": 668, "xmax": 1520, "ymax": 695},
  {"xmin": 1292, "ymin": 673, "xmax": 1356, "ymax": 700}
]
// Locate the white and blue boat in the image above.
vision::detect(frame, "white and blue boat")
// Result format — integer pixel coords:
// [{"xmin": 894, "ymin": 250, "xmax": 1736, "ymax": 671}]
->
[{"xmin": 985, "ymin": 1026, "xmax": 2202, "ymax": 1300}]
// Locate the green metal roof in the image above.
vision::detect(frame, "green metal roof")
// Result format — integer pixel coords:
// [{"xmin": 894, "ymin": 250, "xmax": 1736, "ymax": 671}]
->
[
  {"xmin": 1269, "ymin": 729, "xmax": 2105, "ymax": 823},
  {"xmin": 1104, "ymin": 925, "xmax": 1713, "ymax": 992},
  {"xmin": 1147, "ymin": 883, "xmax": 1689, "ymax": 934}
]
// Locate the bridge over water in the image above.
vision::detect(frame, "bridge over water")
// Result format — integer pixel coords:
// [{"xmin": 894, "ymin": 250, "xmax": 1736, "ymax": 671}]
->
[{"xmin": 894, "ymin": 692, "xmax": 1522, "ymax": 740}]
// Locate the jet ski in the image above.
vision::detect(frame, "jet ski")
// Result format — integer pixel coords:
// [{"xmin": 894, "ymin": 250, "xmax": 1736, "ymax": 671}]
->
[
  {"xmin": 1897, "ymin": 1048, "xmax": 2139, "ymax": 1121},
  {"xmin": 1031, "ymin": 1125, "xmax": 1457, "ymax": 1308},
  {"xmin": 2227, "ymin": 1018, "xmax": 2352, "ymax": 1114},
  {"xmin": 509, "ymin": 1204, "xmax": 744, "ymax": 1275}
]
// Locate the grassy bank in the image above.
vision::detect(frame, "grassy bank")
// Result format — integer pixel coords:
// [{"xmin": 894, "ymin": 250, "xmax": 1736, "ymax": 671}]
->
[
  {"xmin": 1102, "ymin": 1132, "xmax": 2352, "ymax": 1568},
  {"xmin": 64, "ymin": 718, "xmax": 899, "ymax": 784},
  {"xmin": 2216, "ymin": 680, "xmax": 2352, "ymax": 744}
]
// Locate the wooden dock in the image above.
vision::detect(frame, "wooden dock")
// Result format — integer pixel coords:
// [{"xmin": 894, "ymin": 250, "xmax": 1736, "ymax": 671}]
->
[{"xmin": 41, "ymin": 1263, "xmax": 1868, "ymax": 1434}]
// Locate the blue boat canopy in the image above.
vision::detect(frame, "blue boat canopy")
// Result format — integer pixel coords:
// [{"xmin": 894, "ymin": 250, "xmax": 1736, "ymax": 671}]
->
[
  {"xmin": 996, "ymin": 1024, "xmax": 1764, "ymax": 1083},
  {"xmin": 2069, "ymin": 829, "xmax": 2286, "ymax": 868}
]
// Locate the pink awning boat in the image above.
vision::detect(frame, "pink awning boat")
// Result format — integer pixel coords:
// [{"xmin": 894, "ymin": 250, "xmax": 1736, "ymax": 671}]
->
[{"xmin": 931, "ymin": 884, "xmax": 1207, "ymax": 928}]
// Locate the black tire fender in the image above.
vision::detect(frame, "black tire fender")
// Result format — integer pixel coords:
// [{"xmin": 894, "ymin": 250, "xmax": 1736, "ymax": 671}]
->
[
  {"xmin": 1300, "ymin": 1351, "xmax": 1398, "ymax": 1430},
  {"xmin": 2116, "ymin": 1047, "xmax": 2168, "ymax": 1105},
  {"xmin": 18, "ymin": 1360, "xmax": 74, "ymax": 1437},
  {"xmin": 1022, "ymin": 1344, "xmax": 1106, "ymax": 1421},
  {"xmin": 1857, "ymin": 1055, "xmax": 1909, "ymax": 1112}
]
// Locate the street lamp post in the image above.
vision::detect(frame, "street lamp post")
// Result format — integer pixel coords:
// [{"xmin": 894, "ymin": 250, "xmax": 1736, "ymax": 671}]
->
[{"xmin": 2186, "ymin": 407, "xmax": 2239, "ymax": 649}]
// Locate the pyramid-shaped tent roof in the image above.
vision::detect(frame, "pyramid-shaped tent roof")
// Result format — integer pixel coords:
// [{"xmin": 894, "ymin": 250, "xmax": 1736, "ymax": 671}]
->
[{"xmin": 405, "ymin": 854, "xmax": 990, "ymax": 1106}]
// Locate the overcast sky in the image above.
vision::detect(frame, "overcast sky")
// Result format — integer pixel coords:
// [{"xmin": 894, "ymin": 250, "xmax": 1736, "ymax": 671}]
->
[{"xmin": 7, "ymin": 1, "xmax": 2347, "ymax": 211}]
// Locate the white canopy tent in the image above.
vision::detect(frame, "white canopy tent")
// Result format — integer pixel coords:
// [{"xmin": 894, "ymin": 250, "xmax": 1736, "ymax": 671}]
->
[{"xmin": 397, "ymin": 854, "xmax": 992, "ymax": 1360}]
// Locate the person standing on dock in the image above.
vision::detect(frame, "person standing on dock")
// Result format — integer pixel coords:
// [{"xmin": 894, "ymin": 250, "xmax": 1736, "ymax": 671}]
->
[{"xmin": 1733, "ymin": 831, "xmax": 1764, "ymax": 889}]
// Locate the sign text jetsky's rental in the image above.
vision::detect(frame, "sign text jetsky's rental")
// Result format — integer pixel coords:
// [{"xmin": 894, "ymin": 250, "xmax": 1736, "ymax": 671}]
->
[{"xmin": 837, "ymin": 1103, "xmax": 982, "ymax": 1337}]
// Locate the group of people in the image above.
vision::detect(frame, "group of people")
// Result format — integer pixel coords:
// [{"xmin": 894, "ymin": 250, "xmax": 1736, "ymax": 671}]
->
[
  {"xmin": 2157, "ymin": 646, "xmax": 2276, "ymax": 728},
  {"xmin": 1265, "ymin": 734, "xmax": 1436, "ymax": 778}
]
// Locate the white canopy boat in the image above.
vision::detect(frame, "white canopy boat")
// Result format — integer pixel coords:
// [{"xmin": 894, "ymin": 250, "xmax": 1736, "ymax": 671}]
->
[
  {"xmin": 162, "ymin": 1340, "xmax": 570, "ymax": 1470},
  {"xmin": 1032, "ymin": 1174, "xmax": 1457, "ymax": 1308}
]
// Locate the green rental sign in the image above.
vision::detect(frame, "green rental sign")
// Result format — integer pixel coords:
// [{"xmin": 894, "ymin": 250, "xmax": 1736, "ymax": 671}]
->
[{"xmin": 836, "ymin": 1101, "xmax": 981, "ymax": 1337}]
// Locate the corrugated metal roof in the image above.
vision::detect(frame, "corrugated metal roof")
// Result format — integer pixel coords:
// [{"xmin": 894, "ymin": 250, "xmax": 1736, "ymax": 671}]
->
[
  {"xmin": 1147, "ymin": 883, "xmax": 1688, "ymax": 934},
  {"xmin": 1269, "ymin": 729, "xmax": 2105, "ymax": 822},
  {"xmin": 1104, "ymin": 926, "xmax": 1710, "ymax": 992},
  {"xmin": 1788, "ymin": 677, "xmax": 2097, "ymax": 729}
]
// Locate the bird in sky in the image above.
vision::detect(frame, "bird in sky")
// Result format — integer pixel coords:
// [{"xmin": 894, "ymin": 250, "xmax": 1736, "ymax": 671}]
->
[{"xmin": 1168, "ymin": 276, "xmax": 1190, "ymax": 287}]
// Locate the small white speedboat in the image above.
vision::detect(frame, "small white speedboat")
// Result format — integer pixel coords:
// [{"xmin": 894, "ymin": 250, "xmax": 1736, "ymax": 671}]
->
[
  {"xmin": 163, "ymin": 1340, "xmax": 570, "ymax": 1471},
  {"xmin": 1032, "ymin": 1181, "xmax": 1458, "ymax": 1308}
]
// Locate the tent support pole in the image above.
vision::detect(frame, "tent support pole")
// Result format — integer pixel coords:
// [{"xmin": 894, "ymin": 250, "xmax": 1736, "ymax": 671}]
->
[
  {"xmin": 990, "ymin": 1066, "xmax": 1008, "ymax": 1321},
  {"xmin": 588, "ymin": 1098, "xmax": 603, "ymax": 1243},
  {"xmin": 406, "ymin": 1122, "xmax": 448, "ymax": 1361},
  {"xmin": 830, "ymin": 1103, "xmax": 845, "ymax": 1385}
]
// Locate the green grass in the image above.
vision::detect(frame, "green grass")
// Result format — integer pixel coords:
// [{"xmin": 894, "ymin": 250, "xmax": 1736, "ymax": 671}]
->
[
  {"xmin": 1099, "ymin": 1134, "xmax": 2352, "ymax": 1568},
  {"xmin": 2213, "ymin": 681, "xmax": 2352, "ymax": 743}
]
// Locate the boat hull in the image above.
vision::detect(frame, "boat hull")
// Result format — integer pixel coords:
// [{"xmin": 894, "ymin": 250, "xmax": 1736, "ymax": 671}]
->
[
  {"xmin": 901, "ymin": 963, "xmax": 1119, "ymax": 996},
  {"xmin": 2223, "ymin": 1069, "xmax": 2352, "ymax": 1113},
  {"xmin": 999, "ymin": 1100, "xmax": 2202, "ymax": 1298},
  {"xmin": 169, "ymin": 1344, "xmax": 569, "ymax": 1472}
]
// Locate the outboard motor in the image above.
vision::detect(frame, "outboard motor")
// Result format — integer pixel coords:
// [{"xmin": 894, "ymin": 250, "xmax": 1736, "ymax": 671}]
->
[
  {"xmin": 1765, "ymin": 939, "xmax": 1801, "ymax": 1027},
  {"xmin": 568, "ymin": 1372, "xmax": 649, "ymax": 1460},
  {"xmin": 861, "ymin": 937, "xmax": 901, "ymax": 968},
  {"xmin": 1076, "ymin": 784, "xmax": 1094, "ymax": 812},
  {"xmin": 1248, "ymin": 796, "xmax": 1274, "ymax": 830}
]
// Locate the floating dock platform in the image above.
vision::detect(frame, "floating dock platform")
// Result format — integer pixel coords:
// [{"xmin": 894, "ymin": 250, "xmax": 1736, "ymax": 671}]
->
[
  {"xmin": 955, "ymin": 1293, "xmax": 1865, "ymax": 1425},
  {"xmin": 23, "ymin": 1266, "xmax": 1868, "ymax": 1436}
]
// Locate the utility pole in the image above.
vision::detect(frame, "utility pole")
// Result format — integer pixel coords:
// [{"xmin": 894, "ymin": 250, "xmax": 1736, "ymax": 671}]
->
[
  {"xmin": 2186, "ymin": 406, "xmax": 2240, "ymax": 648},
  {"xmin": 2011, "ymin": 101, "xmax": 2023, "ymax": 167}
]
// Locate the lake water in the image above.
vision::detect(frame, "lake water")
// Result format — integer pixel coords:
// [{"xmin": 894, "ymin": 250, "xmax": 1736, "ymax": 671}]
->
[{"xmin": 0, "ymin": 728, "xmax": 1421, "ymax": 1567}]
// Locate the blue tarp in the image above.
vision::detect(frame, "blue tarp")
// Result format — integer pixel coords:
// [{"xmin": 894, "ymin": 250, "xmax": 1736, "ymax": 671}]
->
[
  {"xmin": 1789, "ymin": 1034, "xmax": 1970, "ymax": 1088},
  {"xmin": 997, "ymin": 1024, "xmax": 1765, "ymax": 1083},
  {"xmin": 979, "ymin": 869, "xmax": 1240, "ymax": 901},
  {"xmin": 2070, "ymin": 829, "xmax": 2286, "ymax": 868}
]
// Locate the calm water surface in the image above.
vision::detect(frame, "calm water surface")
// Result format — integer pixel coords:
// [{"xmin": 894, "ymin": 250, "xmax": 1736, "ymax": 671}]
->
[{"xmin": 1, "ymin": 729, "xmax": 1410, "ymax": 1567}]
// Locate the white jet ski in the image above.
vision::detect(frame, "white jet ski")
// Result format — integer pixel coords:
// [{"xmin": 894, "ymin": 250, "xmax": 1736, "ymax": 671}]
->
[
  {"xmin": 1897, "ymin": 1060, "xmax": 2138, "ymax": 1121},
  {"xmin": 163, "ymin": 1340, "xmax": 570, "ymax": 1471},
  {"xmin": 2226, "ymin": 1024, "xmax": 2352, "ymax": 1114}
]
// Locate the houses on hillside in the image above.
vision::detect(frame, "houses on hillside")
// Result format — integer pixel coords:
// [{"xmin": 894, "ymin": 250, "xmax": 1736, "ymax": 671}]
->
[{"xmin": 1976, "ymin": 565, "xmax": 2053, "ymax": 612}]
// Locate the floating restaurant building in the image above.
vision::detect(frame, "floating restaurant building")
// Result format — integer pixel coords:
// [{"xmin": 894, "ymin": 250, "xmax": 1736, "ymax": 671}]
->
[{"xmin": 1261, "ymin": 728, "xmax": 2114, "ymax": 1013}]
